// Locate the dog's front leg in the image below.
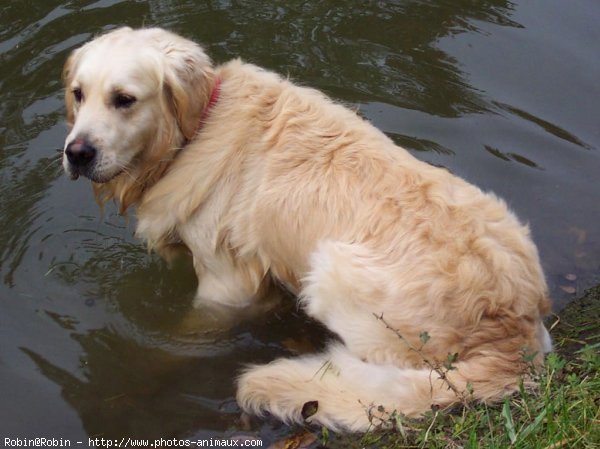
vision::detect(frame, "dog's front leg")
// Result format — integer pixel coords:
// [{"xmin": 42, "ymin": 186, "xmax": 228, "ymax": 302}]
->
[
  {"xmin": 192, "ymin": 254, "xmax": 267, "ymax": 308},
  {"xmin": 173, "ymin": 255, "xmax": 275, "ymax": 336}
]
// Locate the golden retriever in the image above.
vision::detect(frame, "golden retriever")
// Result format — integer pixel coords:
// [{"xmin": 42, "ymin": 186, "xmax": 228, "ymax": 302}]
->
[{"xmin": 62, "ymin": 27, "xmax": 552, "ymax": 431}]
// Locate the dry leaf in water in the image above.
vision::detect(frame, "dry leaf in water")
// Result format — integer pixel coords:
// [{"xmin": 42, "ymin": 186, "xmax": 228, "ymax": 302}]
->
[
  {"xmin": 267, "ymin": 430, "xmax": 317, "ymax": 449},
  {"xmin": 301, "ymin": 400, "xmax": 319, "ymax": 420}
]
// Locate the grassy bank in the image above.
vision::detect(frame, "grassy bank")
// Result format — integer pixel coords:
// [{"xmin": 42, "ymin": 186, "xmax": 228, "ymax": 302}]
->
[{"xmin": 310, "ymin": 286, "xmax": 600, "ymax": 449}]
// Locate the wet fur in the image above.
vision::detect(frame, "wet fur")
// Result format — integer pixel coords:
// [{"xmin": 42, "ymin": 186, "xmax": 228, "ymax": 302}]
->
[{"xmin": 63, "ymin": 27, "xmax": 552, "ymax": 431}]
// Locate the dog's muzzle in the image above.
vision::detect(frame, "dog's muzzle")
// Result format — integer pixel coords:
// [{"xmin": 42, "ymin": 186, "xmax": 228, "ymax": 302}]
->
[{"xmin": 65, "ymin": 139, "xmax": 97, "ymax": 179}]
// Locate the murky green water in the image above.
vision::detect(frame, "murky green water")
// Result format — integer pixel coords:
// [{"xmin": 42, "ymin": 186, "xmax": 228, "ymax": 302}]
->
[{"xmin": 1, "ymin": 0, "xmax": 599, "ymax": 443}]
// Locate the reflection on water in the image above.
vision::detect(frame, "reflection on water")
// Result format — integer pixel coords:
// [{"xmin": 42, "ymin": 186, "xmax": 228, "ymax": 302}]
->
[
  {"xmin": 22, "ymin": 290, "xmax": 327, "ymax": 439},
  {"xmin": 0, "ymin": 0, "xmax": 599, "ymax": 443}
]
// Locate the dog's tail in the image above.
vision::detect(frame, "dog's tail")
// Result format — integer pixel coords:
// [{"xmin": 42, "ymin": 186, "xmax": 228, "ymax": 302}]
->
[{"xmin": 237, "ymin": 343, "xmax": 530, "ymax": 432}]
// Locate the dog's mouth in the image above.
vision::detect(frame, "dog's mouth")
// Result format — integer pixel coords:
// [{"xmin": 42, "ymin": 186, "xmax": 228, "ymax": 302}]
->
[{"xmin": 65, "ymin": 161, "xmax": 123, "ymax": 184}]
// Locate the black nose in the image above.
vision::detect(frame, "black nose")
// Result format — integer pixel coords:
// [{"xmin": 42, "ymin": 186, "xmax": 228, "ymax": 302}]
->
[{"xmin": 65, "ymin": 140, "xmax": 97, "ymax": 168}]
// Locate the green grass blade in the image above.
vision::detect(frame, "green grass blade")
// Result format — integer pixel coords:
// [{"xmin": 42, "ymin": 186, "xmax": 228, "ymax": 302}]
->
[
  {"xmin": 502, "ymin": 399, "xmax": 517, "ymax": 444},
  {"xmin": 518, "ymin": 408, "xmax": 547, "ymax": 441}
]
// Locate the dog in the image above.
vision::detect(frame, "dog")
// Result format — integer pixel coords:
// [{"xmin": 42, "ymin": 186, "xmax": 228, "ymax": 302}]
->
[{"xmin": 62, "ymin": 27, "xmax": 552, "ymax": 431}]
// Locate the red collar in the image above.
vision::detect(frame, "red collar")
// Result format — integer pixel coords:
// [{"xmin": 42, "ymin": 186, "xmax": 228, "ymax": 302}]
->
[{"xmin": 198, "ymin": 77, "xmax": 221, "ymax": 130}]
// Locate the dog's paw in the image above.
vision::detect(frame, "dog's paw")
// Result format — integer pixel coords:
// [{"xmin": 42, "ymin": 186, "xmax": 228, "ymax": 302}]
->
[{"xmin": 236, "ymin": 361, "xmax": 310, "ymax": 425}]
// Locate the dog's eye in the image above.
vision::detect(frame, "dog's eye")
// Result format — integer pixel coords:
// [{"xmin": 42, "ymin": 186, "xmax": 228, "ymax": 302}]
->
[
  {"xmin": 73, "ymin": 88, "xmax": 83, "ymax": 103},
  {"xmin": 114, "ymin": 94, "xmax": 137, "ymax": 109}
]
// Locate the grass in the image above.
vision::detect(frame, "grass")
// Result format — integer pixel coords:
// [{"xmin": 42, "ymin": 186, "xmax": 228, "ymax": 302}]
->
[{"xmin": 316, "ymin": 285, "xmax": 600, "ymax": 449}]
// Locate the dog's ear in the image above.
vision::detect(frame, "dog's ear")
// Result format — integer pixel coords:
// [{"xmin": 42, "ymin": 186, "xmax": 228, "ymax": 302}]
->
[
  {"xmin": 155, "ymin": 31, "xmax": 215, "ymax": 140},
  {"xmin": 62, "ymin": 50, "xmax": 79, "ymax": 127}
]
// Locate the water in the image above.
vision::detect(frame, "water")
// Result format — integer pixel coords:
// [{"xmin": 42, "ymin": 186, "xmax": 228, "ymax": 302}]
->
[{"xmin": 1, "ymin": 0, "xmax": 599, "ymax": 443}]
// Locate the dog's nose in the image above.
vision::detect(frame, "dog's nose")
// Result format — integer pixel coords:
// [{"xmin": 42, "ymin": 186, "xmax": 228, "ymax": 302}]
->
[{"xmin": 65, "ymin": 140, "xmax": 97, "ymax": 168}]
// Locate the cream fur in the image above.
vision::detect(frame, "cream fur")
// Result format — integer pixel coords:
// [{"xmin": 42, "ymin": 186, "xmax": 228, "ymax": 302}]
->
[{"xmin": 63, "ymin": 27, "xmax": 552, "ymax": 432}]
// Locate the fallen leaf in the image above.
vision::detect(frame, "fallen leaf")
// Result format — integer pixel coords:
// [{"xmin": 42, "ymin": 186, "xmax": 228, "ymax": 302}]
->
[
  {"xmin": 564, "ymin": 273, "xmax": 577, "ymax": 281},
  {"xmin": 267, "ymin": 430, "xmax": 318, "ymax": 449},
  {"xmin": 301, "ymin": 400, "xmax": 319, "ymax": 420},
  {"xmin": 559, "ymin": 285, "xmax": 576, "ymax": 294}
]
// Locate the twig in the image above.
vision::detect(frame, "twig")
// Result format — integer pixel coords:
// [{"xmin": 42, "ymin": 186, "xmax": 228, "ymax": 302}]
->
[
  {"xmin": 420, "ymin": 409, "xmax": 439, "ymax": 448},
  {"xmin": 373, "ymin": 313, "xmax": 465, "ymax": 400}
]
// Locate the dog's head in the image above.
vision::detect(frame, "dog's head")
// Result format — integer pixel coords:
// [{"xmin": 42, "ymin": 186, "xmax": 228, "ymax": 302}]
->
[{"xmin": 62, "ymin": 27, "xmax": 214, "ymax": 208}]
